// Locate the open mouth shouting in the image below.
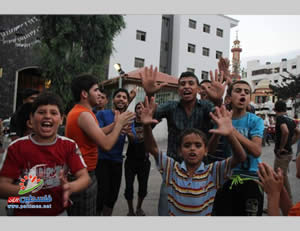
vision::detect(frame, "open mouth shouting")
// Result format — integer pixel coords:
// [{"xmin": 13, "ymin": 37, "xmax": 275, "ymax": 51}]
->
[{"xmin": 40, "ymin": 121, "xmax": 53, "ymax": 132}]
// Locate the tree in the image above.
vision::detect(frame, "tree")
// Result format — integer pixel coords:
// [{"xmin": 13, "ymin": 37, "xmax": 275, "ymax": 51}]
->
[
  {"xmin": 269, "ymin": 71, "xmax": 300, "ymax": 116},
  {"xmin": 36, "ymin": 15, "xmax": 125, "ymax": 113}
]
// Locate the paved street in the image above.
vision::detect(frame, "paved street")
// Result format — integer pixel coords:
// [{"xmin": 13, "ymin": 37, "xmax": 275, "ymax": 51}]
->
[{"xmin": 0, "ymin": 139, "xmax": 299, "ymax": 216}]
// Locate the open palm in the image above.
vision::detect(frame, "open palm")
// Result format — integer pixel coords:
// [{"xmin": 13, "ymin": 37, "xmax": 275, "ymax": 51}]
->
[
  {"xmin": 140, "ymin": 96, "xmax": 159, "ymax": 125},
  {"xmin": 209, "ymin": 105, "xmax": 233, "ymax": 136}
]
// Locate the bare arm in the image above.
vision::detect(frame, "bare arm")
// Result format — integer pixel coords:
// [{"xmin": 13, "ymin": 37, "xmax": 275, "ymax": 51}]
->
[
  {"xmin": 296, "ymin": 154, "xmax": 300, "ymax": 179},
  {"xmin": 0, "ymin": 176, "xmax": 20, "ymax": 198},
  {"xmin": 140, "ymin": 96, "xmax": 159, "ymax": 161},
  {"xmin": 207, "ymin": 133, "xmax": 220, "ymax": 155},
  {"xmin": 232, "ymin": 130, "xmax": 262, "ymax": 158},
  {"xmin": 101, "ymin": 122, "xmax": 115, "ymax": 134},
  {"xmin": 60, "ymin": 168, "xmax": 90, "ymax": 208},
  {"xmin": 209, "ymin": 106, "xmax": 246, "ymax": 168},
  {"xmin": 279, "ymin": 123, "xmax": 289, "ymax": 152},
  {"xmin": 291, "ymin": 127, "xmax": 300, "ymax": 145},
  {"xmin": 78, "ymin": 111, "xmax": 135, "ymax": 152}
]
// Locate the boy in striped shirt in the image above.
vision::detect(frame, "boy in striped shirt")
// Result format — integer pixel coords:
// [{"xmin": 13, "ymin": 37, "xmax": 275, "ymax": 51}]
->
[{"xmin": 141, "ymin": 96, "xmax": 246, "ymax": 215}]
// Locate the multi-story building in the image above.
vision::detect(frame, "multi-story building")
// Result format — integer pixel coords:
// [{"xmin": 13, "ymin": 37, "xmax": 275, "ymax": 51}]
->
[
  {"xmin": 245, "ymin": 56, "xmax": 300, "ymax": 117},
  {"xmin": 108, "ymin": 15, "xmax": 239, "ymax": 81}
]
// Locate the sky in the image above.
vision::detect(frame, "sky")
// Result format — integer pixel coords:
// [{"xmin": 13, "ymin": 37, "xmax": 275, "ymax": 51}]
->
[{"xmin": 228, "ymin": 15, "xmax": 300, "ymax": 68}]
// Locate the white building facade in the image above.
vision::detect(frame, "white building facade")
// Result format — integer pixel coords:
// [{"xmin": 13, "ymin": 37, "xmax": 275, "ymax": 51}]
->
[
  {"xmin": 108, "ymin": 15, "xmax": 238, "ymax": 81},
  {"xmin": 245, "ymin": 56, "xmax": 300, "ymax": 91}
]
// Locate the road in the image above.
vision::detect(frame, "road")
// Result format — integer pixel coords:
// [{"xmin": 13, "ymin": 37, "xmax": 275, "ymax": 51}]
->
[{"xmin": 0, "ymin": 139, "xmax": 299, "ymax": 216}]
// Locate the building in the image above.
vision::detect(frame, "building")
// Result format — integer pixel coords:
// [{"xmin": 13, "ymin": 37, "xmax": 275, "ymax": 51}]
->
[
  {"xmin": 246, "ymin": 56, "xmax": 300, "ymax": 117},
  {"xmin": 108, "ymin": 15, "xmax": 238, "ymax": 81}
]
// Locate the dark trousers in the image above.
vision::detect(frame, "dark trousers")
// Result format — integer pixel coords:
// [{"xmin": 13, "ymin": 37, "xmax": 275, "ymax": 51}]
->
[
  {"xmin": 95, "ymin": 159, "xmax": 123, "ymax": 211},
  {"xmin": 212, "ymin": 179, "xmax": 264, "ymax": 216},
  {"xmin": 124, "ymin": 158, "xmax": 151, "ymax": 201}
]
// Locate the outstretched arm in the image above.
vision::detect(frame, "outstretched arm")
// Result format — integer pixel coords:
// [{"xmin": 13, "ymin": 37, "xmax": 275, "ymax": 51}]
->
[
  {"xmin": 140, "ymin": 96, "xmax": 159, "ymax": 161},
  {"xmin": 139, "ymin": 65, "xmax": 168, "ymax": 97},
  {"xmin": 209, "ymin": 105, "xmax": 246, "ymax": 167}
]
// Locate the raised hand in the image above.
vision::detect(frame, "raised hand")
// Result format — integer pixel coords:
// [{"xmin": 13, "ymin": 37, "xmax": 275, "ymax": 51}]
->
[
  {"xmin": 60, "ymin": 169, "xmax": 71, "ymax": 208},
  {"xmin": 257, "ymin": 162, "xmax": 283, "ymax": 196},
  {"xmin": 115, "ymin": 111, "xmax": 135, "ymax": 127},
  {"xmin": 139, "ymin": 65, "xmax": 168, "ymax": 96},
  {"xmin": 218, "ymin": 57, "xmax": 231, "ymax": 82},
  {"xmin": 140, "ymin": 96, "xmax": 159, "ymax": 125},
  {"xmin": 202, "ymin": 69, "xmax": 229, "ymax": 102},
  {"xmin": 209, "ymin": 105, "xmax": 233, "ymax": 136}
]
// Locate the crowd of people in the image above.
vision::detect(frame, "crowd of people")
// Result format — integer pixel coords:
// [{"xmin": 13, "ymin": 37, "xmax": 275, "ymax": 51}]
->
[{"xmin": 0, "ymin": 58, "xmax": 300, "ymax": 216}]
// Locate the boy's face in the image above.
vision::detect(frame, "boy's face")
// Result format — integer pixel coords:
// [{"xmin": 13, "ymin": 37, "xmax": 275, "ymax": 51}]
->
[
  {"xmin": 135, "ymin": 104, "xmax": 142, "ymax": 119},
  {"xmin": 178, "ymin": 77, "xmax": 198, "ymax": 102},
  {"xmin": 199, "ymin": 82, "xmax": 211, "ymax": 100},
  {"xmin": 97, "ymin": 92, "xmax": 108, "ymax": 109},
  {"xmin": 30, "ymin": 104, "xmax": 62, "ymax": 143},
  {"xmin": 113, "ymin": 92, "xmax": 129, "ymax": 112},
  {"xmin": 180, "ymin": 133, "xmax": 207, "ymax": 168},
  {"xmin": 87, "ymin": 84, "xmax": 101, "ymax": 107},
  {"xmin": 229, "ymin": 83, "xmax": 251, "ymax": 110}
]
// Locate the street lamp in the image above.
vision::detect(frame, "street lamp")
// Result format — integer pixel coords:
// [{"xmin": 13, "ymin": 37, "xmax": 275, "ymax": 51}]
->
[{"xmin": 114, "ymin": 63, "xmax": 126, "ymax": 88}]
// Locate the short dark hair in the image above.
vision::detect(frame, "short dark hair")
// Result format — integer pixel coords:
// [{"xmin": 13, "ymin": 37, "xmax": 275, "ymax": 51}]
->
[
  {"xmin": 134, "ymin": 101, "xmax": 144, "ymax": 112},
  {"xmin": 22, "ymin": 88, "xmax": 40, "ymax": 100},
  {"xmin": 16, "ymin": 103, "xmax": 33, "ymax": 137},
  {"xmin": 274, "ymin": 100, "xmax": 287, "ymax": 112},
  {"xmin": 178, "ymin": 128, "xmax": 208, "ymax": 150},
  {"xmin": 71, "ymin": 74, "xmax": 99, "ymax": 102},
  {"xmin": 113, "ymin": 88, "xmax": 130, "ymax": 101},
  {"xmin": 199, "ymin": 79, "xmax": 211, "ymax": 86},
  {"xmin": 99, "ymin": 88, "xmax": 108, "ymax": 97},
  {"xmin": 179, "ymin": 71, "xmax": 200, "ymax": 86},
  {"xmin": 31, "ymin": 91, "xmax": 63, "ymax": 115},
  {"xmin": 227, "ymin": 80, "xmax": 252, "ymax": 96}
]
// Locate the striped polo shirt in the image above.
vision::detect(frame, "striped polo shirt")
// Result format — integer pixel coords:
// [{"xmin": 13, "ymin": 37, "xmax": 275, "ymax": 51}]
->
[{"xmin": 157, "ymin": 152, "xmax": 232, "ymax": 216}]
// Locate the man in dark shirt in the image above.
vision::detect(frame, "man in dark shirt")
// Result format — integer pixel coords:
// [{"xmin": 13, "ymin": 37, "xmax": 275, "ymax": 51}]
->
[{"xmin": 274, "ymin": 100, "xmax": 300, "ymax": 200}]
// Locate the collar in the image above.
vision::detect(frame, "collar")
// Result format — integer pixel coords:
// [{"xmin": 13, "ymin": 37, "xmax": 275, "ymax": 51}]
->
[{"xmin": 180, "ymin": 161, "xmax": 205, "ymax": 173}]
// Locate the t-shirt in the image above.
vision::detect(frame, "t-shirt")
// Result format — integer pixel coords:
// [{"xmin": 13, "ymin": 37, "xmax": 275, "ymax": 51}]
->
[
  {"xmin": 154, "ymin": 99, "xmax": 214, "ymax": 161},
  {"xmin": 157, "ymin": 152, "xmax": 232, "ymax": 216},
  {"xmin": 96, "ymin": 109, "xmax": 136, "ymax": 162},
  {"xmin": 125, "ymin": 121, "xmax": 148, "ymax": 161},
  {"xmin": 65, "ymin": 104, "xmax": 98, "ymax": 171},
  {"xmin": 275, "ymin": 114, "xmax": 296, "ymax": 153},
  {"xmin": 224, "ymin": 112, "xmax": 264, "ymax": 176},
  {"xmin": 0, "ymin": 135, "xmax": 86, "ymax": 216}
]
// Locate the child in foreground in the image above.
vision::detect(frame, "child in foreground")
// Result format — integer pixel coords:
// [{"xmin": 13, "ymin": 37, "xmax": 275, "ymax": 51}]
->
[
  {"xmin": 0, "ymin": 91, "xmax": 90, "ymax": 216},
  {"xmin": 140, "ymin": 96, "xmax": 246, "ymax": 216}
]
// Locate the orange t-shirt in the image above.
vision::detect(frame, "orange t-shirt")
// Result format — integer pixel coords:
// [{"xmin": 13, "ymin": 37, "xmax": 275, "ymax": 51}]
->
[
  {"xmin": 288, "ymin": 202, "xmax": 300, "ymax": 216},
  {"xmin": 65, "ymin": 104, "xmax": 98, "ymax": 171}
]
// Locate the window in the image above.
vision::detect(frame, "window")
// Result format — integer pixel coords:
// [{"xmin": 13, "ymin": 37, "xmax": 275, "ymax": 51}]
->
[
  {"xmin": 201, "ymin": 71, "xmax": 209, "ymax": 80},
  {"xmin": 216, "ymin": 28, "xmax": 223, "ymax": 37},
  {"xmin": 134, "ymin": 57, "xmax": 145, "ymax": 68},
  {"xmin": 216, "ymin": 51, "xmax": 223, "ymax": 59},
  {"xmin": 203, "ymin": 24, "xmax": 210, "ymax": 33},
  {"xmin": 189, "ymin": 19, "xmax": 197, "ymax": 29},
  {"xmin": 292, "ymin": 65, "xmax": 297, "ymax": 69},
  {"xmin": 188, "ymin": 43, "xmax": 196, "ymax": 53},
  {"xmin": 187, "ymin": 67, "xmax": 195, "ymax": 73},
  {"xmin": 202, "ymin": 47, "xmax": 209, "ymax": 57},
  {"xmin": 282, "ymin": 68, "xmax": 287, "ymax": 72},
  {"xmin": 136, "ymin": 30, "xmax": 146, "ymax": 41}
]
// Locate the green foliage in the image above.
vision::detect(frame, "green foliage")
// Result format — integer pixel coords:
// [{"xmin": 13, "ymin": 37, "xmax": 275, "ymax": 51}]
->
[
  {"xmin": 37, "ymin": 15, "xmax": 125, "ymax": 112},
  {"xmin": 269, "ymin": 71, "xmax": 300, "ymax": 114}
]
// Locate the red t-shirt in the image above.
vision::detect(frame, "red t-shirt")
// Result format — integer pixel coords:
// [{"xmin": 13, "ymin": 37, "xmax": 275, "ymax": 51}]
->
[{"xmin": 0, "ymin": 135, "xmax": 86, "ymax": 216}]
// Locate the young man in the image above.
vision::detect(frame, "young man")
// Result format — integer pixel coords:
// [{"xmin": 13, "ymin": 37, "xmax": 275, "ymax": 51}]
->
[
  {"xmin": 95, "ymin": 88, "xmax": 136, "ymax": 216},
  {"xmin": 65, "ymin": 74, "xmax": 135, "ymax": 216},
  {"xmin": 124, "ymin": 102, "xmax": 151, "ymax": 216},
  {"xmin": 9, "ymin": 88, "xmax": 40, "ymax": 141},
  {"xmin": 198, "ymin": 80, "xmax": 211, "ymax": 100},
  {"xmin": 211, "ymin": 80, "xmax": 265, "ymax": 216},
  {"xmin": 92, "ymin": 89, "xmax": 108, "ymax": 114},
  {"xmin": 139, "ymin": 65, "xmax": 228, "ymax": 215},
  {"xmin": 0, "ymin": 92, "xmax": 90, "ymax": 216},
  {"xmin": 140, "ymin": 96, "xmax": 246, "ymax": 215},
  {"xmin": 273, "ymin": 100, "xmax": 300, "ymax": 200}
]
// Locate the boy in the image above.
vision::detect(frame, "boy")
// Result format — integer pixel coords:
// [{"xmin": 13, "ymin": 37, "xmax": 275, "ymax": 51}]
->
[
  {"xmin": 66, "ymin": 74, "xmax": 135, "ymax": 216},
  {"xmin": 0, "ymin": 91, "xmax": 90, "ymax": 216},
  {"xmin": 210, "ymin": 80, "xmax": 264, "ymax": 216},
  {"xmin": 96, "ymin": 88, "xmax": 136, "ymax": 216},
  {"xmin": 124, "ymin": 102, "xmax": 151, "ymax": 216},
  {"xmin": 140, "ymin": 96, "xmax": 246, "ymax": 216},
  {"xmin": 140, "ymin": 66, "xmax": 228, "ymax": 215},
  {"xmin": 273, "ymin": 100, "xmax": 300, "ymax": 200}
]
